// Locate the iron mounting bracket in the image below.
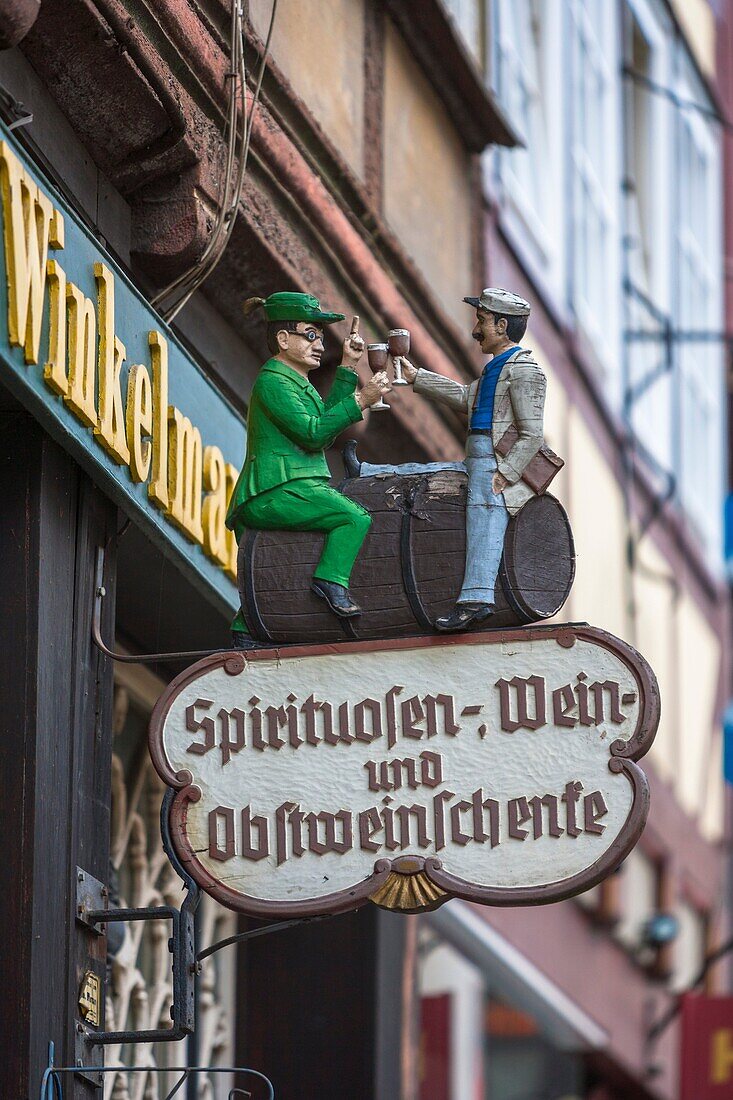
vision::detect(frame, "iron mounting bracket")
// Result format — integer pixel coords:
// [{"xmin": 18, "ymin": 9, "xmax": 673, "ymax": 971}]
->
[{"xmin": 75, "ymin": 789, "xmax": 201, "ymax": 1047}]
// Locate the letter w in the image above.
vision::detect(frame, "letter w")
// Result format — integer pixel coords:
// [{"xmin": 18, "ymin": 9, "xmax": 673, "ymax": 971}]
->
[
  {"xmin": 496, "ymin": 675, "xmax": 546, "ymax": 732},
  {"xmin": 0, "ymin": 142, "xmax": 56, "ymax": 364}
]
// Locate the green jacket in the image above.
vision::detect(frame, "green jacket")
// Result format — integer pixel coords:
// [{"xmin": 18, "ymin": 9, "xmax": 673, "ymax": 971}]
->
[{"xmin": 226, "ymin": 358, "xmax": 363, "ymax": 524}]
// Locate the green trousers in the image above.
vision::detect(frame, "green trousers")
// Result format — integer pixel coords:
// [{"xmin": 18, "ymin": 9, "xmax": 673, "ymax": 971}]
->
[{"xmin": 230, "ymin": 477, "xmax": 371, "ymax": 633}]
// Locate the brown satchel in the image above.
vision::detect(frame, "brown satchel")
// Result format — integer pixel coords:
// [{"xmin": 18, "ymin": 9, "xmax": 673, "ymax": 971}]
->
[{"xmin": 495, "ymin": 425, "xmax": 564, "ymax": 495}]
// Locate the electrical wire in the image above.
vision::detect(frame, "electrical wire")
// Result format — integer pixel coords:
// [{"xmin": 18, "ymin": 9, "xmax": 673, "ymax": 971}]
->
[
  {"xmin": 622, "ymin": 65, "xmax": 732, "ymax": 131},
  {"xmin": 163, "ymin": 0, "xmax": 278, "ymax": 319},
  {"xmin": 152, "ymin": 0, "xmax": 278, "ymax": 323},
  {"xmin": 151, "ymin": 0, "xmax": 245, "ymax": 314},
  {"xmin": 175, "ymin": 0, "xmax": 278, "ymax": 315}
]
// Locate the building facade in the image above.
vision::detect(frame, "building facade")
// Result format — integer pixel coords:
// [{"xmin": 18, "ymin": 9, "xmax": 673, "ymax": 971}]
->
[{"xmin": 0, "ymin": 1, "xmax": 729, "ymax": 1099}]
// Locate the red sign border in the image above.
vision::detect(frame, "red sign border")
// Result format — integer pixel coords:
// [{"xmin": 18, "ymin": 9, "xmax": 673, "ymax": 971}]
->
[{"xmin": 148, "ymin": 624, "xmax": 660, "ymax": 917}]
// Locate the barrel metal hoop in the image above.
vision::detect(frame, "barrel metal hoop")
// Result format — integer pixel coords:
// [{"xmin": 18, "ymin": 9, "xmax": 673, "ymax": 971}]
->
[
  {"xmin": 240, "ymin": 530, "xmax": 275, "ymax": 643},
  {"xmin": 498, "ymin": 552, "xmax": 533, "ymax": 622},
  {"xmin": 400, "ymin": 482, "xmax": 435, "ymax": 632},
  {"xmin": 339, "ymin": 616, "xmax": 360, "ymax": 641}
]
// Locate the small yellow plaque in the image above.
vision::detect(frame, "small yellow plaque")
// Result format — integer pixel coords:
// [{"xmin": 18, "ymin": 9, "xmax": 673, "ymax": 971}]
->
[{"xmin": 78, "ymin": 971, "xmax": 101, "ymax": 1027}]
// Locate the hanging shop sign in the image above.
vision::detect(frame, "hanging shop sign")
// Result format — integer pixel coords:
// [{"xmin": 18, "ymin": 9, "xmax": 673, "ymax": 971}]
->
[
  {"xmin": 680, "ymin": 994, "xmax": 733, "ymax": 1100},
  {"xmin": 0, "ymin": 127, "xmax": 245, "ymax": 615},
  {"xmin": 148, "ymin": 625, "xmax": 660, "ymax": 916}
]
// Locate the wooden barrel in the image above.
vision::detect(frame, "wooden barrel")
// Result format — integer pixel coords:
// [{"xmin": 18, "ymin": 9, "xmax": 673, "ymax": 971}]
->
[{"xmin": 238, "ymin": 471, "xmax": 575, "ymax": 645}]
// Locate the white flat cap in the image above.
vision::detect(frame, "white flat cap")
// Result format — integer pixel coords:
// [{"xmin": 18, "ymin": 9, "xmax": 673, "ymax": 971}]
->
[{"xmin": 463, "ymin": 287, "xmax": 531, "ymax": 316}]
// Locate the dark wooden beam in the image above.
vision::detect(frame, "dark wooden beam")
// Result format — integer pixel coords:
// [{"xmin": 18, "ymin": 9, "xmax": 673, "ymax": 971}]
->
[
  {"xmin": 0, "ymin": 412, "xmax": 116, "ymax": 1097},
  {"xmin": 236, "ymin": 907, "xmax": 408, "ymax": 1100}
]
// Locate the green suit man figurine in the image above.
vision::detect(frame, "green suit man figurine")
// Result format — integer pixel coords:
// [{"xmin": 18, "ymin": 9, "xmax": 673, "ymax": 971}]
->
[{"xmin": 226, "ymin": 291, "xmax": 392, "ymax": 648}]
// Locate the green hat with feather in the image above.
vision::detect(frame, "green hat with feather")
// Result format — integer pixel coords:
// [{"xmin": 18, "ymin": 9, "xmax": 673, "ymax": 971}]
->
[{"xmin": 243, "ymin": 291, "xmax": 345, "ymax": 325}]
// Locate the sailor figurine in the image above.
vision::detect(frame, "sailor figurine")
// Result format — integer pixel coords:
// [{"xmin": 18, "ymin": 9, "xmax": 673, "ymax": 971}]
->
[{"xmin": 346, "ymin": 288, "xmax": 546, "ymax": 631}]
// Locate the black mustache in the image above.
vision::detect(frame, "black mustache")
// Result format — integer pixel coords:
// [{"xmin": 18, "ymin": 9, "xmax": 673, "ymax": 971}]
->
[{"xmin": 472, "ymin": 333, "xmax": 483, "ymax": 342}]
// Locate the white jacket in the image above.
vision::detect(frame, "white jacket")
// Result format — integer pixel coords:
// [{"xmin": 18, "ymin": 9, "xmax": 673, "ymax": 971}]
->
[{"xmin": 413, "ymin": 348, "xmax": 546, "ymax": 515}]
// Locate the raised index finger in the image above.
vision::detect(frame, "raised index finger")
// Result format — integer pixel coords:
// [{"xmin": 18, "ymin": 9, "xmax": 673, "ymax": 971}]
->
[{"xmin": 350, "ymin": 315, "xmax": 360, "ymax": 336}]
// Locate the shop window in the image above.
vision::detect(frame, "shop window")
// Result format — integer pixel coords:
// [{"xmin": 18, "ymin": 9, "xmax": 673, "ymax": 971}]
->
[{"xmin": 108, "ymin": 669, "xmax": 236, "ymax": 1096}]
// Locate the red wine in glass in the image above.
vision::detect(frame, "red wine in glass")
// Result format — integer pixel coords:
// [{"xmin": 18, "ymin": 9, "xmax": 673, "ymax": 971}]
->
[
  {"xmin": 367, "ymin": 343, "xmax": 390, "ymax": 411},
  {"xmin": 388, "ymin": 328, "xmax": 410, "ymax": 385}
]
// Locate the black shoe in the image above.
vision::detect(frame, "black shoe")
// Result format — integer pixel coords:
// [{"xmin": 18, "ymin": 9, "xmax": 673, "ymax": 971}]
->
[
  {"xmin": 434, "ymin": 603, "xmax": 495, "ymax": 632},
  {"xmin": 231, "ymin": 631, "xmax": 266, "ymax": 650},
  {"xmin": 342, "ymin": 439, "xmax": 362, "ymax": 479},
  {"xmin": 311, "ymin": 579, "xmax": 362, "ymax": 618}
]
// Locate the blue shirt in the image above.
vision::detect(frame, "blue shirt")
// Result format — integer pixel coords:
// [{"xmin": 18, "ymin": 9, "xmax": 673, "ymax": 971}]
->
[{"xmin": 470, "ymin": 346, "xmax": 520, "ymax": 430}]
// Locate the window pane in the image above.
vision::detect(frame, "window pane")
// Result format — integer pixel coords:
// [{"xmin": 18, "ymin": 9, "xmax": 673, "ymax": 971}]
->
[
  {"xmin": 614, "ymin": 849, "xmax": 658, "ymax": 951},
  {"xmin": 671, "ymin": 901, "xmax": 707, "ymax": 993},
  {"xmin": 674, "ymin": 91, "xmax": 723, "ymax": 556},
  {"xmin": 495, "ymin": 0, "xmax": 551, "ymax": 247},
  {"xmin": 569, "ymin": 0, "xmax": 615, "ymax": 343}
]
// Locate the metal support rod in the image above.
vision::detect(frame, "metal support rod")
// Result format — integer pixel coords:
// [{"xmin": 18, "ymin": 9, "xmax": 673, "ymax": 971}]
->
[
  {"xmin": 646, "ymin": 935, "xmax": 733, "ymax": 1044},
  {"xmin": 91, "ymin": 546, "xmax": 224, "ymax": 664},
  {"xmin": 196, "ymin": 914, "xmax": 331, "ymax": 963},
  {"xmin": 163, "ymin": 787, "xmax": 205, "ymax": 1100}
]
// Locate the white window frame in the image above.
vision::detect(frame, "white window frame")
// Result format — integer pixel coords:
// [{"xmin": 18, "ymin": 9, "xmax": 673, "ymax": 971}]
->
[
  {"xmin": 672, "ymin": 53, "xmax": 724, "ymax": 561},
  {"xmin": 622, "ymin": 0, "xmax": 674, "ymax": 448},
  {"xmin": 484, "ymin": 0, "xmax": 566, "ymax": 316},
  {"xmin": 623, "ymin": 0, "xmax": 673, "ymax": 310},
  {"xmin": 566, "ymin": 0, "xmax": 623, "ymax": 375}
]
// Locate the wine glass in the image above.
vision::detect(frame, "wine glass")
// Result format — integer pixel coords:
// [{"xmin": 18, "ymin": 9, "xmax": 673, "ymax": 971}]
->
[
  {"xmin": 367, "ymin": 343, "xmax": 390, "ymax": 411},
  {"xmin": 388, "ymin": 329, "xmax": 410, "ymax": 385}
]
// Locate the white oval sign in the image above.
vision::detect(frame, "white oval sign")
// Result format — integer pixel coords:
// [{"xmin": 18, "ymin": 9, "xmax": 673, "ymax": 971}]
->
[{"xmin": 149, "ymin": 626, "xmax": 659, "ymax": 916}]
